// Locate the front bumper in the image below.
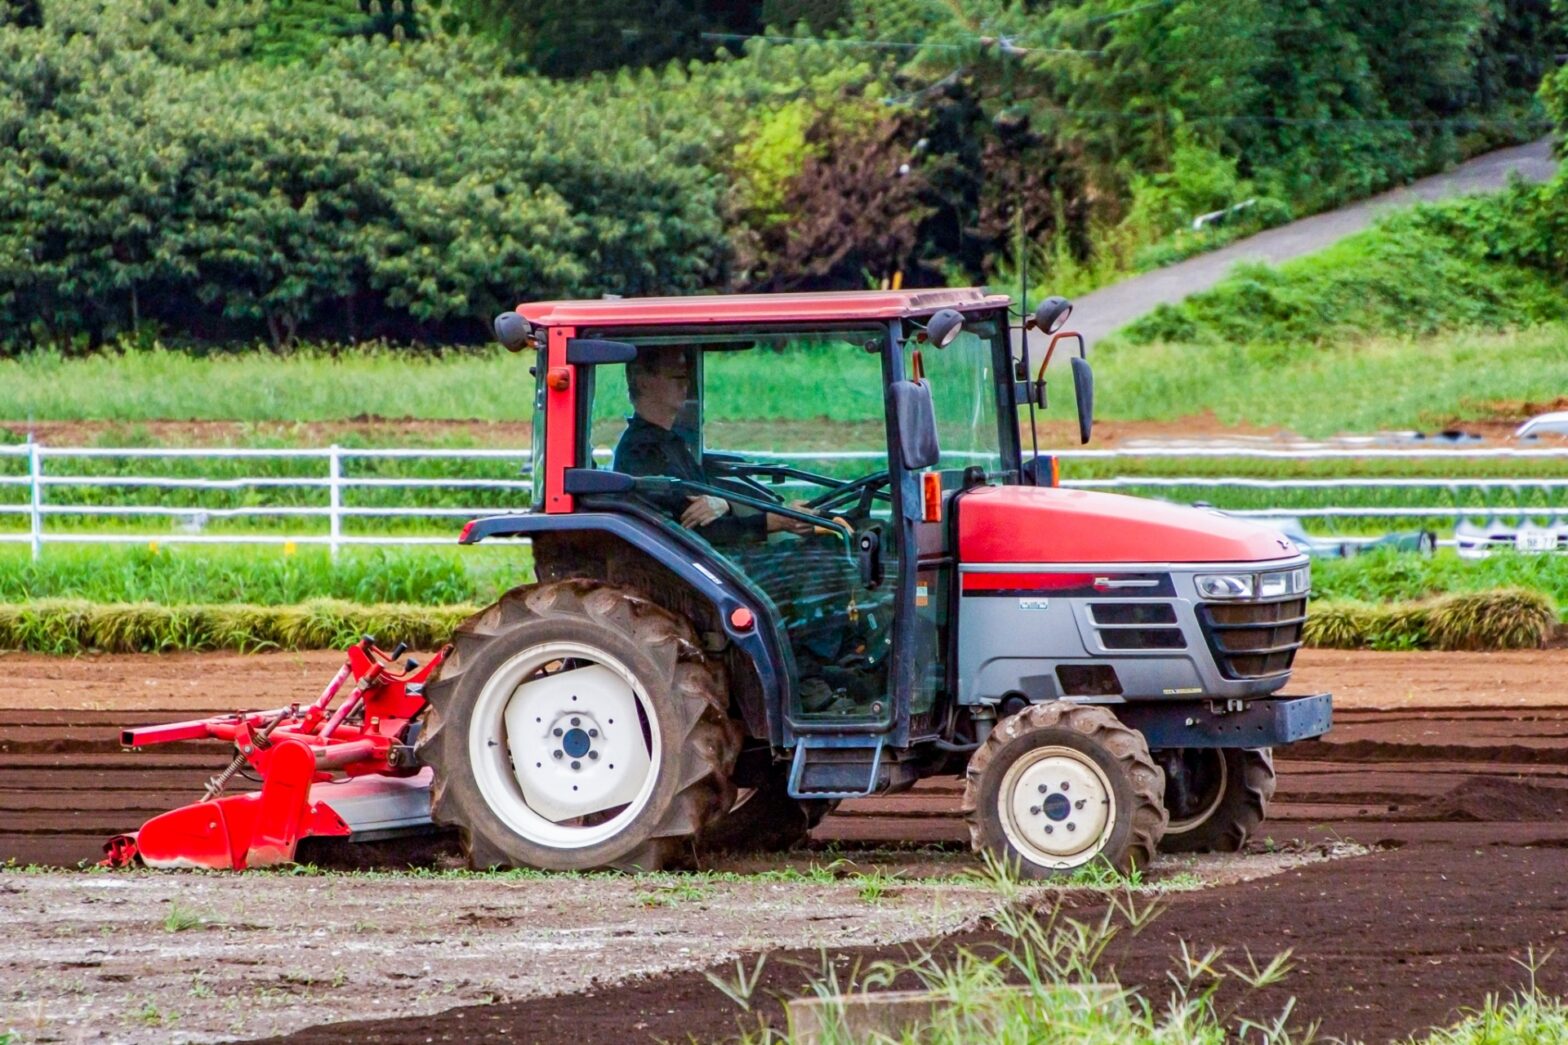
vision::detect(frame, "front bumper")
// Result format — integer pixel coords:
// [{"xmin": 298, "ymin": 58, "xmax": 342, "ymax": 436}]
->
[{"xmin": 1114, "ymin": 693, "xmax": 1331, "ymax": 749}]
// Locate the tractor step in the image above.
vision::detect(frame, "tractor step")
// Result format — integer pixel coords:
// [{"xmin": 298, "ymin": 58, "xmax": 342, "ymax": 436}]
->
[{"xmin": 787, "ymin": 736, "xmax": 885, "ymax": 800}]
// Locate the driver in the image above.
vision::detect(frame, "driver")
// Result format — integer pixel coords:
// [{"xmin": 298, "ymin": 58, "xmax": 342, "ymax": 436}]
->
[
  {"xmin": 613, "ymin": 345, "xmax": 877, "ymax": 715},
  {"xmin": 613, "ymin": 345, "xmax": 815, "ymax": 543}
]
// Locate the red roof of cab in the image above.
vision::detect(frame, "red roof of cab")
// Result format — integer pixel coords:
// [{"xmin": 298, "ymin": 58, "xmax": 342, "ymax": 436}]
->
[{"xmin": 516, "ymin": 288, "xmax": 1011, "ymax": 327}]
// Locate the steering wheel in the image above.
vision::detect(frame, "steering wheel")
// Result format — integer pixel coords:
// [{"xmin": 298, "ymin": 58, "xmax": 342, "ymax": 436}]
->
[{"xmin": 805, "ymin": 470, "xmax": 892, "ymax": 516}]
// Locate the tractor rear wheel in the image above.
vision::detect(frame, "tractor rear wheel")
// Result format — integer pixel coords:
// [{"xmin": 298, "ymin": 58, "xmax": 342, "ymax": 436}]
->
[
  {"xmin": 1156, "ymin": 748, "xmax": 1275, "ymax": 854},
  {"xmin": 416, "ymin": 580, "xmax": 741, "ymax": 872},
  {"xmin": 698, "ymin": 765, "xmax": 836, "ymax": 854},
  {"xmin": 963, "ymin": 703, "xmax": 1166, "ymax": 878}
]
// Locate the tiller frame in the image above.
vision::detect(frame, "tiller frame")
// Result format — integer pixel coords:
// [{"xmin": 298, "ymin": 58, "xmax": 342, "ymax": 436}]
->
[{"xmin": 104, "ymin": 637, "xmax": 449, "ymax": 870}]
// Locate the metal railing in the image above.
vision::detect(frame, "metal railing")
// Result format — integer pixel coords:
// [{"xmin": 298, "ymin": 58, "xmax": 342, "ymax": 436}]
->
[
  {"xmin": 0, "ymin": 442, "xmax": 531, "ymax": 559},
  {"xmin": 3, "ymin": 441, "xmax": 1567, "ymax": 559}
]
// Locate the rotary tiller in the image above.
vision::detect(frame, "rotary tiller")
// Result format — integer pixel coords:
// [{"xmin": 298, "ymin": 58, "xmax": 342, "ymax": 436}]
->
[{"xmin": 103, "ymin": 637, "xmax": 448, "ymax": 870}]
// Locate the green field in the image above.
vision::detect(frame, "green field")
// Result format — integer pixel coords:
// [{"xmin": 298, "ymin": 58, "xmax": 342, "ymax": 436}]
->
[{"xmin": 0, "ymin": 544, "xmax": 530, "ymax": 606}]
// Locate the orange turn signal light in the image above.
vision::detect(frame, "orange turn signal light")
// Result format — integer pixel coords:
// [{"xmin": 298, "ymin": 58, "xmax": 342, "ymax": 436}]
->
[
  {"xmin": 728, "ymin": 606, "xmax": 755, "ymax": 631},
  {"xmin": 921, "ymin": 472, "xmax": 942, "ymax": 522},
  {"xmin": 546, "ymin": 367, "xmax": 572, "ymax": 391}
]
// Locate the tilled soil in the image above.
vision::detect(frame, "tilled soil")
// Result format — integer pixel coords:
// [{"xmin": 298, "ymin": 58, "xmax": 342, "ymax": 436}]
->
[{"xmin": 3, "ymin": 649, "xmax": 1568, "ymax": 1042}]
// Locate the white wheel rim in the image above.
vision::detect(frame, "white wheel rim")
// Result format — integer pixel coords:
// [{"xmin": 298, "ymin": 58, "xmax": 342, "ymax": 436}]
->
[
  {"xmin": 1167, "ymin": 750, "xmax": 1228, "ymax": 834},
  {"xmin": 998, "ymin": 745, "xmax": 1116, "ymax": 870},
  {"xmin": 468, "ymin": 641, "xmax": 662, "ymax": 849}
]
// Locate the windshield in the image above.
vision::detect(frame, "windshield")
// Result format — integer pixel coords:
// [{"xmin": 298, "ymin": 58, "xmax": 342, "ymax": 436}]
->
[{"xmin": 905, "ymin": 318, "xmax": 1008, "ymax": 476}]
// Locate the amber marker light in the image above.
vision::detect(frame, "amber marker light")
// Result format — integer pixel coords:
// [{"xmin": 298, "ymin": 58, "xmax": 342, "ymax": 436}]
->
[{"xmin": 922, "ymin": 472, "xmax": 942, "ymax": 522}]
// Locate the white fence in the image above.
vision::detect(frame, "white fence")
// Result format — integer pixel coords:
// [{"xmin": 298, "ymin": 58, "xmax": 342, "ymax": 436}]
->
[{"xmin": 3, "ymin": 440, "xmax": 1568, "ymax": 559}]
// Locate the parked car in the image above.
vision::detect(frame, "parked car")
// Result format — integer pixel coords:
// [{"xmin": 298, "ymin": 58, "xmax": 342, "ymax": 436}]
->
[
  {"xmin": 1515, "ymin": 412, "xmax": 1568, "ymax": 439},
  {"xmin": 1455, "ymin": 519, "xmax": 1566, "ymax": 558},
  {"xmin": 1245, "ymin": 515, "xmax": 1437, "ymax": 559}
]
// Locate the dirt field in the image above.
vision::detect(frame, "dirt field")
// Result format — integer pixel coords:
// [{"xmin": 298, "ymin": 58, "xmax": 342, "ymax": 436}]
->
[{"xmin": 3, "ymin": 648, "xmax": 1567, "ymax": 1042}]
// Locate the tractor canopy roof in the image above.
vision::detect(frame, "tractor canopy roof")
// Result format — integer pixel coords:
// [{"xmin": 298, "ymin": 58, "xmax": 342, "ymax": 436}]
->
[{"xmin": 516, "ymin": 288, "xmax": 1011, "ymax": 328}]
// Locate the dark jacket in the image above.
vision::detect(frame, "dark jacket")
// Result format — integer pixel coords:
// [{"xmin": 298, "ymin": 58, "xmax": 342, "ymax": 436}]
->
[{"xmin": 612, "ymin": 415, "xmax": 766, "ymax": 543}]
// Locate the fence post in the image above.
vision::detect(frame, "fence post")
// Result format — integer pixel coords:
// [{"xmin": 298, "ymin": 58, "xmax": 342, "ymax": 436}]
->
[
  {"xmin": 328, "ymin": 444, "xmax": 342, "ymax": 561},
  {"xmin": 27, "ymin": 436, "xmax": 42, "ymax": 562}
]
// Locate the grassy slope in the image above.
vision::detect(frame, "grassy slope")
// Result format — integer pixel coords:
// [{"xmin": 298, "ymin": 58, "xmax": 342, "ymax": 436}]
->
[{"xmin": 1090, "ymin": 194, "xmax": 1568, "ymax": 436}]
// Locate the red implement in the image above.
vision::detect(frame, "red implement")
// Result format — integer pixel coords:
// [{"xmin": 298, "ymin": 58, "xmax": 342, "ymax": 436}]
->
[{"xmin": 103, "ymin": 637, "xmax": 448, "ymax": 870}]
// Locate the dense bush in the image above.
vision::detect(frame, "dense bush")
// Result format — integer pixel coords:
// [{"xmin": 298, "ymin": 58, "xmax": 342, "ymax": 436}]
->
[{"xmin": 0, "ymin": 0, "xmax": 1560, "ymax": 352}]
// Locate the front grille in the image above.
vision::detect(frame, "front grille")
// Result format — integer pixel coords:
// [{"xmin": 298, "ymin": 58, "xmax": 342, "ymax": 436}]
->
[
  {"xmin": 1199, "ymin": 596, "xmax": 1306, "ymax": 679},
  {"xmin": 1100, "ymin": 628, "xmax": 1186, "ymax": 650}
]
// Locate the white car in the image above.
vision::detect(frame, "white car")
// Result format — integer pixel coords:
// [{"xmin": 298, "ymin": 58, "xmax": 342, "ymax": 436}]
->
[{"xmin": 1515, "ymin": 412, "xmax": 1568, "ymax": 438}]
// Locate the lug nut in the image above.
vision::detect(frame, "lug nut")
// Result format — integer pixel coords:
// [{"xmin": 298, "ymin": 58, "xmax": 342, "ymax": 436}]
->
[
  {"xmin": 1066, "ymin": 823, "xmax": 1076, "ymax": 832},
  {"xmin": 1075, "ymin": 799, "xmax": 1086, "ymax": 810},
  {"xmin": 1044, "ymin": 825, "xmax": 1054, "ymax": 834},
  {"xmin": 588, "ymin": 751, "xmax": 599, "ymax": 760},
  {"xmin": 552, "ymin": 750, "xmax": 563, "ymax": 759},
  {"xmin": 570, "ymin": 760, "xmax": 581, "ymax": 771},
  {"xmin": 588, "ymin": 729, "xmax": 598, "ymax": 738},
  {"xmin": 571, "ymin": 717, "xmax": 581, "ymax": 727},
  {"xmin": 1030, "ymin": 806, "xmax": 1040, "ymax": 816},
  {"xmin": 553, "ymin": 728, "xmax": 563, "ymax": 737},
  {"xmin": 1061, "ymin": 782, "xmax": 1070, "ymax": 791},
  {"xmin": 1038, "ymin": 784, "xmax": 1047, "ymax": 794}
]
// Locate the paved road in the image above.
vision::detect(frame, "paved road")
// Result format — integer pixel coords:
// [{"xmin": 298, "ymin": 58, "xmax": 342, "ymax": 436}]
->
[{"xmin": 1019, "ymin": 137, "xmax": 1558, "ymax": 358}]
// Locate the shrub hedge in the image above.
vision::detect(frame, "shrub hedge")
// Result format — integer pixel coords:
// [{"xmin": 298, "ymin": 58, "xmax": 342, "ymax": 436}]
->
[
  {"xmin": 0, "ymin": 0, "xmax": 1559, "ymax": 351},
  {"xmin": 1302, "ymin": 588, "xmax": 1558, "ymax": 652}
]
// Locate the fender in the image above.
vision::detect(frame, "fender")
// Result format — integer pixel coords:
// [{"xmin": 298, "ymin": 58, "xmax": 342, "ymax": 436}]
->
[{"xmin": 459, "ymin": 511, "xmax": 790, "ymax": 743}]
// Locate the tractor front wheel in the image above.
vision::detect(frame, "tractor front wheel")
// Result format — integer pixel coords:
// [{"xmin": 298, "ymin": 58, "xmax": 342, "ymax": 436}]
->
[
  {"xmin": 416, "ymin": 580, "xmax": 741, "ymax": 872},
  {"xmin": 1156, "ymin": 748, "xmax": 1275, "ymax": 854},
  {"xmin": 963, "ymin": 703, "xmax": 1166, "ymax": 878}
]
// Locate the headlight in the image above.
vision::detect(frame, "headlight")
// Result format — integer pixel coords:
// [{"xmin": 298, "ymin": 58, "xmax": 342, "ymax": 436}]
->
[
  {"xmin": 1261, "ymin": 566, "xmax": 1311, "ymax": 597},
  {"xmin": 1196, "ymin": 574, "xmax": 1254, "ymax": 599},
  {"xmin": 1200, "ymin": 567, "xmax": 1309, "ymax": 601}
]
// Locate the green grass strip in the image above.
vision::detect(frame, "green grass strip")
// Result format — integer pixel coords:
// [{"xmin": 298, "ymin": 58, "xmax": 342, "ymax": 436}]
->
[
  {"xmin": 0, "ymin": 589, "xmax": 1555, "ymax": 654},
  {"xmin": 0, "ymin": 600, "xmax": 479, "ymax": 654}
]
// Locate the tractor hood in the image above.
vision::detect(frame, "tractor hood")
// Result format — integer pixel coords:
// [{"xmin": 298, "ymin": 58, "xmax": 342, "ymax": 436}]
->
[{"xmin": 957, "ymin": 485, "xmax": 1297, "ymax": 564}]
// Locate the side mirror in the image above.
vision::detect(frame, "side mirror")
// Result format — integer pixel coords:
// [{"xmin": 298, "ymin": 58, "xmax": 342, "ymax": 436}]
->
[
  {"xmin": 494, "ymin": 311, "xmax": 534, "ymax": 352},
  {"xmin": 888, "ymin": 379, "xmax": 941, "ymax": 469},
  {"xmin": 1071, "ymin": 356, "xmax": 1094, "ymax": 445}
]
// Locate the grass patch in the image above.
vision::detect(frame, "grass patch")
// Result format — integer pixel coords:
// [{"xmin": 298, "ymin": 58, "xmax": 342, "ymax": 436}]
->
[
  {"xmin": 0, "ymin": 599, "xmax": 480, "ymax": 654},
  {"xmin": 1089, "ymin": 323, "xmax": 1568, "ymax": 437},
  {"xmin": 0, "ymin": 587, "xmax": 1553, "ymax": 653},
  {"xmin": 1314, "ymin": 549, "xmax": 1568, "ymax": 611},
  {"xmin": 0, "ymin": 345, "xmax": 537, "ymax": 425},
  {"xmin": 1303, "ymin": 588, "xmax": 1556, "ymax": 651},
  {"xmin": 162, "ymin": 900, "xmax": 214, "ymax": 933},
  {"xmin": 1419, "ymin": 988, "xmax": 1568, "ymax": 1043},
  {"xmin": 0, "ymin": 544, "xmax": 531, "ymax": 606}
]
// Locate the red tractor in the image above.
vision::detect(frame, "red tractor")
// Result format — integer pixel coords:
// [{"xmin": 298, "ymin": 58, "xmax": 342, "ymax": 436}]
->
[{"xmin": 108, "ymin": 289, "xmax": 1328, "ymax": 878}]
